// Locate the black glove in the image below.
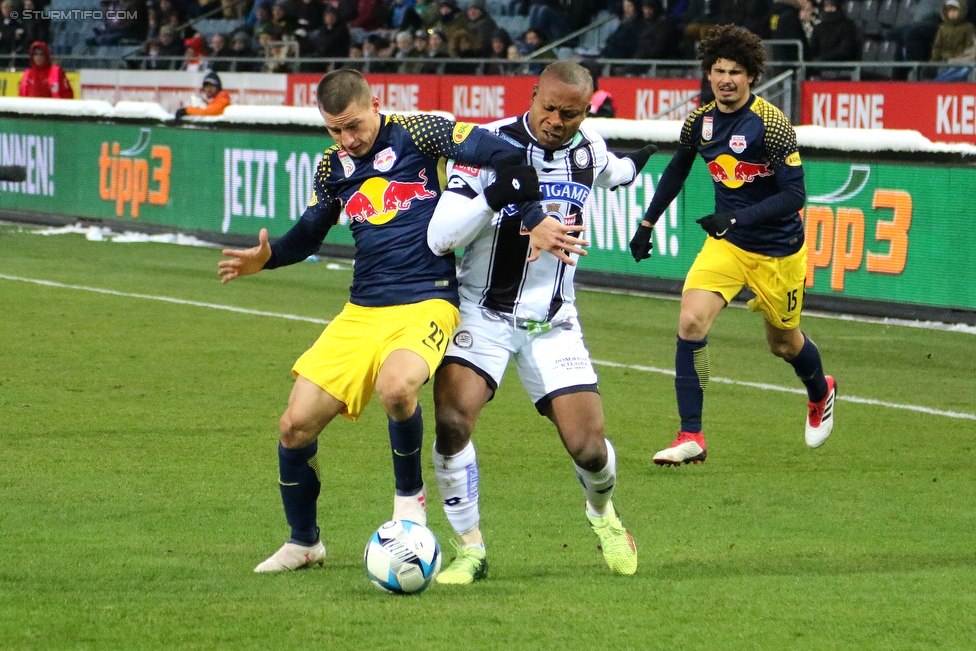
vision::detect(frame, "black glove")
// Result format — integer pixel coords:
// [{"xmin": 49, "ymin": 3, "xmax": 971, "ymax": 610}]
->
[
  {"xmin": 484, "ymin": 163, "xmax": 542, "ymax": 212},
  {"xmin": 696, "ymin": 213, "xmax": 737, "ymax": 238},
  {"xmin": 174, "ymin": 107, "xmax": 188, "ymax": 121},
  {"xmin": 629, "ymin": 223, "xmax": 654, "ymax": 262},
  {"xmin": 618, "ymin": 144, "xmax": 658, "ymax": 174}
]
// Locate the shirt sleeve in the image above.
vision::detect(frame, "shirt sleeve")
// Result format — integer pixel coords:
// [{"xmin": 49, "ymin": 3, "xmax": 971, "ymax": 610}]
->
[
  {"xmin": 427, "ymin": 172, "xmax": 495, "ymax": 255},
  {"xmin": 641, "ymin": 111, "xmax": 699, "ymax": 224},
  {"xmin": 595, "ymin": 149, "xmax": 640, "ymax": 190},
  {"xmin": 186, "ymin": 91, "xmax": 231, "ymax": 116},
  {"xmin": 265, "ymin": 148, "xmax": 342, "ymax": 269},
  {"xmin": 390, "ymin": 114, "xmax": 525, "ymax": 168}
]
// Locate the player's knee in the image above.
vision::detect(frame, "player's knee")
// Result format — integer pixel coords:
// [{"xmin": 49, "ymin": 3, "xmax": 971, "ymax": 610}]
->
[
  {"xmin": 278, "ymin": 411, "xmax": 317, "ymax": 448},
  {"xmin": 376, "ymin": 381, "xmax": 418, "ymax": 419},
  {"xmin": 434, "ymin": 408, "xmax": 474, "ymax": 455},
  {"xmin": 678, "ymin": 309, "xmax": 709, "ymax": 340},
  {"xmin": 566, "ymin": 431, "xmax": 608, "ymax": 471}
]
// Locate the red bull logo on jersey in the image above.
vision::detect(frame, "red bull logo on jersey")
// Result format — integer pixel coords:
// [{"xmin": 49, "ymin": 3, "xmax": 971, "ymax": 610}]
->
[
  {"xmin": 706, "ymin": 154, "xmax": 773, "ymax": 189},
  {"xmin": 343, "ymin": 169, "xmax": 437, "ymax": 225}
]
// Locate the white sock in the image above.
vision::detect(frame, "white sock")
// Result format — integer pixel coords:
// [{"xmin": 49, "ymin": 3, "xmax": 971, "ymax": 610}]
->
[
  {"xmin": 432, "ymin": 441, "xmax": 481, "ymax": 536},
  {"xmin": 577, "ymin": 439, "xmax": 616, "ymax": 518}
]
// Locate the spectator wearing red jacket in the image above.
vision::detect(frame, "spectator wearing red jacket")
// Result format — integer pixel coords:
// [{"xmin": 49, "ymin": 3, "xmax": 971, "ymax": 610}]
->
[{"xmin": 18, "ymin": 42, "xmax": 74, "ymax": 99}]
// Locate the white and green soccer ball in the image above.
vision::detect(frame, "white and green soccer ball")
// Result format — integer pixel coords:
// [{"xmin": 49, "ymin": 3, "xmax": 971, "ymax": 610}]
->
[{"xmin": 364, "ymin": 519, "xmax": 442, "ymax": 594}]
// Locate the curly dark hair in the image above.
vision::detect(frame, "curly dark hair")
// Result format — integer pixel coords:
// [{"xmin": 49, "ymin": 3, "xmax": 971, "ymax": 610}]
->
[{"xmin": 698, "ymin": 24, "xmax": 766, "ymax": 81}]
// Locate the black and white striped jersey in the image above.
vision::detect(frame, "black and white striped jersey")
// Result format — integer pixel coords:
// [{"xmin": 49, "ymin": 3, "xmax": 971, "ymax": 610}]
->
[{"xmin": 428, "ymin": 113, "xmax": 638, "ymax": 323}]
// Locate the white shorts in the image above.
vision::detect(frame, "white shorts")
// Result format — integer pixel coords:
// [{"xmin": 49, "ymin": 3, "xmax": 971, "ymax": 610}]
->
[{"xmin": 442, "ymin": 301, "xmax": 599, "ymax": 410}]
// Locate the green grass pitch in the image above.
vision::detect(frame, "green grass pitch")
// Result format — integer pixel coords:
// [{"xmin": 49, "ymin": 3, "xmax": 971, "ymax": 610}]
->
[{"xmin": 1, "ymin": 224, "xmax": 974, "ymax": 650}]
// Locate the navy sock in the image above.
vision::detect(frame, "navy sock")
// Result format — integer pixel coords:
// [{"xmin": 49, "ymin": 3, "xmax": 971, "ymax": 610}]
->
[
  {"xmin": 675, "ymin": 336, "xmax": 709, "ymax": 433},
  {"xmin": 278, "ymin": 442, "xmax": 321, "ymax": 545},
  {"xmin": 788, "ymin": 333, "xmax": 829, "ymax": 403},
  {"xmin": 389, "ymin": 404, "xmax": 424, "ymax": 496}
]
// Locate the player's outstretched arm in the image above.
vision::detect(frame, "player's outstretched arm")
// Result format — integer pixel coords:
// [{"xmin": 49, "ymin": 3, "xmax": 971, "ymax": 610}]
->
[
  {"xmin": 527, "ymin": 216, "xmax": 589, "ymax": 265},
  {"xmin": 218, "ymin": 228, "xmax": 272, "ymax": 284}
]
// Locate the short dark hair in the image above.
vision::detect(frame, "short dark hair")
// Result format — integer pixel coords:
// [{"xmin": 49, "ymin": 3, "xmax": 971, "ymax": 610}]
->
[
  {"xmin": 540, "ymin": 61, "xmax": 594, "ymax": 96},
  {"xmin": 316, "ymin": 68, "xmax": 372, "ymax": 114},
  {"xmin": 698, "ymin": 24, "xmax": 766, "ymax": 81}
]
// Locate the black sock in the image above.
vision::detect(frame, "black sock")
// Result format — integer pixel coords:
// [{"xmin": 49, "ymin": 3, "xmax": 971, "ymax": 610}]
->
[
  {"xmin": 788, "ymin": 333, "xmax": 829, "ymax": 403},
  {"xmin": 277, "ymin": 442, "xmax": 320, "ymax": 545},
  {"xmin": 389, "ymin": 404, "xmax": 424, "ymax": 496},
  {"xmin": 675, "ymin": 336, "xmax": 709, "ymax": 433}
]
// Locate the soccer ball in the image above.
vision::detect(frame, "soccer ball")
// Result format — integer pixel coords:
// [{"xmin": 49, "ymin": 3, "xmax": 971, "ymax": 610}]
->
[{"xmin": 364, "ymin": 519, "xmax": 442, "ymax": 594}]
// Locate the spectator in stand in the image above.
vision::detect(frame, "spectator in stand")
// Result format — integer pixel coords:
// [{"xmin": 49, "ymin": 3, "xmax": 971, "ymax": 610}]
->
[
  {"xmin": 393, "ymin": 31, "xmax": 420, "ymax": 68},
  {"xmin": 251, "ymin": 2, "xmax": 276, "ymax": 35},
  {"xmin": 174, "ymin": 71, "xmax": 231, "ymax": 119},
  {"xmin": 209, "ymin": 32, "xmax": 233, "ymax": 70},
  {"xmin": 484, "ymin": 26, "xmax": 512, "ymax": 74},
  {"xmin": 229, "ymin": 29, "xmax": 261, "ymax": 70},
  {"xmin": 633, "ymin": 0, "xmax": 683, "ymax": 62},
  {"xmin": 466, "ymin": 0, "xmax": 497, "ymax": 55},
  {"xmin": 507, "ymin": 40, "xmax": 528, "ymax": 74},
  {"xmin": 724, "ymin": 0, "xmax": 769, "ymax": 37},
  {"xmin": 399, "ymin": 27, "xmax": 428, "ymax": 70},
  {"xmin": 389, "ymin": 0, "xmax": 423, "ymax": 33},
  {"xmin": 808, "ymin": 0, "xmax": 858, "ymax": 75},
  {"xmin": 193, "ymin": 0, "xmax": 224, "ymax": 18},
  {"xmin": 601, "ymin": 0, "xmax": 644, "ymax": 68},
  {"xmin": 21, "ymin": 0, "xmax": 50, "ymax": 46},
  {"xmin": 421, "ymin": 27, "xmax": 450, "ymax": 72},
  {"xmin": 19, "ymin": 41, "xmax": 73, "ymax": 98},
  {"xmin": 518, "ymin": 27, "xmax": 555, "ymax": 73},
  {"xmin": 362, "ymin": 32, "xmax": 396, "ymax": 71},
  {"xmin": 295, "ymin": 0, "xmax": 325, "ymax": 36},
  {"xmin": 150, "ymin": 0, "xmax": 181, "ymax": 38},
  {"xmin": 766, "ymin": 0, "xmax": 806, "ymax": 71},
  {"xmin": 0, "ymin": 0, "xmax": 24, "ymax": 61},
  {"xmin": 89, "ymin": 0, "xmax": 148, "ymax": 45},
  {"xmin": 305, "ymin": 5, "xmax": 350, "ymax": 65},
  {"xmin": 414, "ymin": 0, "xmax": 439, "ymax": 29},
  {"xmin": 797, "ymin": 0, "xmax": 819, "ymax": 41},
  {"xmin": 680, "ymin": 0, "xmax": 728, "ymax": 43},
  {"xmin": 222, "ymin": 0, "xmax": 248, "ymax": 18},
  {"xmin": 887, "ymin": 0, "xmax": 943, "ymax": 61},
  {"xmin": 435, "ymin": 0, "xmax": 470, "ymax": 42},
  {"xmin": 182, "ymin": 33, "xmax": 208, "ymax": 70},
  {"xmin": 931, "ymin": 0, "xmax": 976, "ymax": 80},
  {"xmin": 157, "ymin": 25, "xmax": 185, "ymax": 65},
  {"xmin": 526, "ymin": 0, "xmax": 571, "ymax": 42},
  {"xmin": 349, "ymin": 0, "xmax": 385, "ymax": 31},
  {"xmin": 447, "ymin": 27, "xmax": 481, "ymax": 71},
  {"xmin": 271, "ymin": 0, "xmax": 299, "ymax": 37},
  {"xmin": 135, "ymin": 37, "xmax": 165, "ymax": 69},
  {"xmin": 322, "ymin": 0, "xmax": 358, "ymax": 24}
]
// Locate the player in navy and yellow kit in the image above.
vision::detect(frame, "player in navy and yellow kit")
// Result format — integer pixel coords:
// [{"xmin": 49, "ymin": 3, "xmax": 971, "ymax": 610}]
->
[
  {"xmin": 218, "ymin": 69, "xmax": 546, "ymax": 572},
  {"xmin": 630, "ymin": 25, "xmax": 837, "ymax": 466}
]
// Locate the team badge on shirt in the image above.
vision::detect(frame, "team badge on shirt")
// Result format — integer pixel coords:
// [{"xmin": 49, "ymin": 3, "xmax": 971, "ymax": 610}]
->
[
  {"xmin": 373, "ymin": 147, "xmax": 397, "ymax": 172},
  {"xmin": 338, "ymin": 150, "xmax": 355, "ymax": 177},
  {"xmin": 729, "ymin": 135, "xmax": 747, "ymax": 153},
  {"xmin": 573, "ymin": 147, "xmax": 590, "ymax": 168},
  {"xmin": 702, "ymin": 116, "xmax": 713, "ymax": 141}
]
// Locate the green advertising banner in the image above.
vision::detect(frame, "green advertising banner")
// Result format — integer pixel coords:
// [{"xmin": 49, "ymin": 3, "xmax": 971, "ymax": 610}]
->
[{"xmin": 2, "ymin": 117, "xmax": 974, "ymax": 311}]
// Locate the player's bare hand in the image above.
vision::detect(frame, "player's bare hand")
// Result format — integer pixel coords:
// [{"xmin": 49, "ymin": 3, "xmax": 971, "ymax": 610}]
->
[
  {"xmin": 218, "ymin": 228, "xmax": 272, "ymax": 284},
  {"xmin": 527, "ymin": 216, "xmax": 589, "ymax": 265}
]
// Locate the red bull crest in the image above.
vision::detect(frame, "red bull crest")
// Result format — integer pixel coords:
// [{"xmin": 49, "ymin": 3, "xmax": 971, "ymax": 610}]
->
[
  {"xmin": 344, "ymin": 169, "xmax": 437, "ymax": 225},
  {"xmin": 373, "ymin": 146, "xmax": 397, "ymax": 173},
  {"xmin": 729, "ymin": 134, "xmax": 747, "ymax": 153},
  {"xmin": 707, "ymin": 154, "xmax": 772, "ymax": 188}
]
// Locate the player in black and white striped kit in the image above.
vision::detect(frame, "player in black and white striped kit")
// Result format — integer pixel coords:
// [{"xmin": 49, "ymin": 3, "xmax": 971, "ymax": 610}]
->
[{"xmin": 426, "ymin": 61, "xmax": 657, "ymax": 583}]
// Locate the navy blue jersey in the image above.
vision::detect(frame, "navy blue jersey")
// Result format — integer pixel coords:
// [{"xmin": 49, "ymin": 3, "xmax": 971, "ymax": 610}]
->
[
  {"xmin": 272, "ymin": 113, "xmax": 525, "ymax": 307},
  {"xmin": 646, "ymin": 95, "xmax": 806, "ymax": 256}
]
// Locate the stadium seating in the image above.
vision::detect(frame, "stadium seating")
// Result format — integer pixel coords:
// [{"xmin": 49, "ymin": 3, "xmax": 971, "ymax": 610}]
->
[
  {"xmin": 877, "ymin": 0, "xmax": 900, "ymax": 30},
  {"xmin": 494, "ymin": 14, "xmax": 531, "ymax": 39},
  {"xmin": 861, "ymin": 38, "xmax": 899, "ymax": 78},
  {"xmin": 193, "ymin": 19, "xmax": 247, "ymax": 36}
]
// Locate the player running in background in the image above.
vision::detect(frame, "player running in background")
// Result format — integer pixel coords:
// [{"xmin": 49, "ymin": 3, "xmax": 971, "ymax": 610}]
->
[
  {"xmin": 218, "ymin": 68, "xmax": 558, "ymax": 573},
  {"xmin": 629, "ymin": 25, "xmax": 836, "ymax": 467},
  {"xmin": 427, "ymin": 61, "xmax": 657, "ymax": 583}
]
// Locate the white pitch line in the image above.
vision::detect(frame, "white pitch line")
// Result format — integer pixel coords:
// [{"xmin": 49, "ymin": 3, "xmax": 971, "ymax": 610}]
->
[
  {"xmin": 593, "ymin": 360, "xmax": 976, "ymax": 421},
  {"xmin": 4, "ymin": 273, "xmax": 973, "ymax": 421},
  {"xmin": 0, "ymin": 274, "xmax": 331, "ymax": 324}
]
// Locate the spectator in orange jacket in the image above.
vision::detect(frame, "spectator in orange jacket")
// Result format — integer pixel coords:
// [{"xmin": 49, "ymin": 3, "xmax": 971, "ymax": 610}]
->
[
  {"xmin": 174, "ymin": 71, "xmax": 231, "ymax": 119},
  {"xmin": 19, "ymin": 42, "xmax": 74, "ymax": 99}
]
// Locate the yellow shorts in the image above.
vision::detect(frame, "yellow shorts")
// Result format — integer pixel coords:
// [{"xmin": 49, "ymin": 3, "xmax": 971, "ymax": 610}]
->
[
  {"xmin": 683, "ymin": 237, "xmax": 807, "ymax": 330},
  {"xmin": 292, "ymin": 299, "xmax": 460, "ymax": 420}
]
